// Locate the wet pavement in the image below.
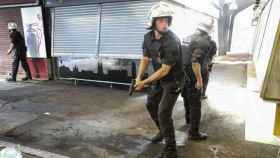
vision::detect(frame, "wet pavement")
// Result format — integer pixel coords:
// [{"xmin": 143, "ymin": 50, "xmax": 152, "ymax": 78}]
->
[{"xmin": 0, "ymin": 63, "xmax": 279, "ymax": 158}]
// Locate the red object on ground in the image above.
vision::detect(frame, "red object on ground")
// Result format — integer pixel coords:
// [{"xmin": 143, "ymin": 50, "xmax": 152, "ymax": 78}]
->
[{"xmin": 27, "ymin": 58, "xmax": 49, "ymax": 80}]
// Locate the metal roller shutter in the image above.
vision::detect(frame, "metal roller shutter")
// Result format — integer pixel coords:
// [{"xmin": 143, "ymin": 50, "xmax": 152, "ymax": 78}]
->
[
  {"xmin": 99, "ymin": 0, "xmax": 158, "ymax": 58},
  {"xmin": 53, "ymin": 4, "xmax": 100, "ymax": 57},
  {"xmin": 0, "ymin": 8, "xmax": 24, "ymax": 77}
]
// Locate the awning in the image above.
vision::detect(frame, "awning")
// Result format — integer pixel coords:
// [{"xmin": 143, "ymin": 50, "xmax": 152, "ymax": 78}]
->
[
  {"xmin": 44, "ymin": 0, "xmax": 187, "ymax": 8},
  {"xmin": 0, "ymin": 0, "xmax": 39, "ymax": 8}
]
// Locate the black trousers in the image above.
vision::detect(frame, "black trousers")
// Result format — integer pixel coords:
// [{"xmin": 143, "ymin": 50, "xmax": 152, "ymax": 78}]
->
[
  {"xmin": 202, "ymin": 71, "xmax": 209, "ymax": 97},
  {"xmin": 182, "ymin": 81, "xmax": 202, "ymax": 135},
  {"xmin": 146, "ymin": 81, "xmax": 180, "ymax": 151},
  {"xmin": 12, "ymin": 54, "xmax": 32, "ymax": 80}
]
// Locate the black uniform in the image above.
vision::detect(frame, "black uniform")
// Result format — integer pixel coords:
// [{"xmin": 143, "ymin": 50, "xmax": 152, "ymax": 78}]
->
[
  {"xmin": 181, "ymin": 32, "xmax": 211, "ymax": 136},
  {"xmin": 9, "ymin": 30, "xmax": 32, "ymax": 81},
  {"xmin": 143, "ymin": 30, "xmax": 183, "ymax": 154},
  {"xmin": 202, "ymin": 40, "xmax": 217, "ymax": 97}
]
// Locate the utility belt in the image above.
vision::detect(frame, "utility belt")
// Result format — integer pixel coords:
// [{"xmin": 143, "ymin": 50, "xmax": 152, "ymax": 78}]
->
[{"xmin": 149, "ymin": 77, "xmax": 183, "ymax": 95}]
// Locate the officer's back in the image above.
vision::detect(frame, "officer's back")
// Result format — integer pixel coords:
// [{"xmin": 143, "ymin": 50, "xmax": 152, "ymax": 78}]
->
[{"xmin": 182, "ymin": 32, "xmax": 211, "ymax": 81}]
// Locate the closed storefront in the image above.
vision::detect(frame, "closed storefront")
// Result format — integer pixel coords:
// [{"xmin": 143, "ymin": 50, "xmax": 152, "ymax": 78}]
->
[
  {"xmin": 46, "ymin": 0, "xmax": 215, "ymax": 84},
  {"xmin": 47, "ymin": 0, "xmax": 162, "ymax": 83},
  {"xmin": 0, "ymin": 8, "xmax": 24, "ymax": 77},
  {"xmin": 0, "ymin": 0, "xmax": 50, "ymax": 80},
  {"xmin": 53, "ymin": 4, "xmax": 100, "ymax": 57},
  {"xmin": 99, "ymin": 0, "xmax": 157, "ymax": 58}
]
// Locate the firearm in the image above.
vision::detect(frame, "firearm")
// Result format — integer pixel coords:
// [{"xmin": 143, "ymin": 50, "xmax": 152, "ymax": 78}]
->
[{"xmin": 129, "ymin": 62, "xmax": 137, "ymax": 96}]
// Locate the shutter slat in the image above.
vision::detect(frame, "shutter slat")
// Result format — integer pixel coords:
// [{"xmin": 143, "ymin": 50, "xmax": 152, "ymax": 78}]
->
[
  {"xmin": 99, "ymin": 0, "xmax": 157, "ymax": 55},
  {"xmin": 53, "ymin": 4, "xmax": 99, "ymax": 56}
]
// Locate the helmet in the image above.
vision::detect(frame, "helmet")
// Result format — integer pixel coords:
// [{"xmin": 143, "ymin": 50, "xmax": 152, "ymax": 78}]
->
[
  {"xmin": 8, "ymin": 22, "xmax": 17, "ymax": 30},
  {"xmin": 197, "ymin": 19, "xmax": 214, "ymax": 34},
  {"xmin": 146, "ymin": 2, "xmax": 174, "ymax": 29}
]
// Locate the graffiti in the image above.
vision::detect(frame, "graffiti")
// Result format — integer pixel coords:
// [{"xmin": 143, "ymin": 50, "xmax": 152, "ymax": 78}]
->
[
  {"xmin": 21, "ymin": 7, "xmax": 47, "ymax": 58},
  {"xmin": 25, "ymin": 15, "xmax": 43, "ymax": 57},
  {"xmin": 58, "ymin": 57, "xmax": 140, "ymax": 83}
]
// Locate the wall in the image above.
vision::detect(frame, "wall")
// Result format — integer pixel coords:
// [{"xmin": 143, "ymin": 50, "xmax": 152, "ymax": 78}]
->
[
  {"xmin": 252, "ymin": 0, "xmax": 280, "ymax": 90},
  {"xmin": 169, "ymin": 1, "xmax": 218, "ymax": 42},
  {"xmin": 231, "ymin": 5, "xmax": 255, "ymax": 54},
  {"xmin": 275, "ymin": 104, "xmax": 280, "ymax": 136},
  {"xmin": 247, "ymin": 0, "xmax": 280, "ymax": 143},
  {"xmin": 183, "ymin": 0, "xmax": 219, "ymax": 18},
  {"xmin": 260, "ymin": 22, "xmax": 280, "ymax": 101}
]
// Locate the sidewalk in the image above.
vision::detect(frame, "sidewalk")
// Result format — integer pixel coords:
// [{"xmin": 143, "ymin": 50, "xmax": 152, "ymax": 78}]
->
[{"xmin": 0, "ymin": 63, "xmax": 279, "ymax": 158}]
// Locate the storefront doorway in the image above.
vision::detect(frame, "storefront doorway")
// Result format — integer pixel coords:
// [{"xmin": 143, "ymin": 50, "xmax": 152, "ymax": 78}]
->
[{"xmin": 0, "ymin": 8, "xmax": 24, "ymax": 79}]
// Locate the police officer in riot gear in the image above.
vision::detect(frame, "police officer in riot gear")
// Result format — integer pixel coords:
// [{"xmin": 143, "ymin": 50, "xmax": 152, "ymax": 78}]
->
[
  {"xmin": 6, "ymin": 22, "xmax": 32, "ymax": 82},
  {"xmin": 134, "ymin": 2, "xmax": 183, "ymax": 158},
  {"xmin": 182, "ymin": 21, "xmax": 216, "ymax": 141}
]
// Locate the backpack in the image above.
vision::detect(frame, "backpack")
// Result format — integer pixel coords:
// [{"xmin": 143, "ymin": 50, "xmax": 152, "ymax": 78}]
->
[{"xmin": 181, "ymin": 34, "xmax": 211, "ymax": 78}]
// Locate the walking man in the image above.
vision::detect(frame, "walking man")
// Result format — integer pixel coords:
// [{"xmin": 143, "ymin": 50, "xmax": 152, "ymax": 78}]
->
[
  {"xmin": 6, "ymin": 22, "xmax": 32, "ymax": 82},
  {"xmin": 134, "ymin": 2, "xmax": 183, "ymax": 158}
]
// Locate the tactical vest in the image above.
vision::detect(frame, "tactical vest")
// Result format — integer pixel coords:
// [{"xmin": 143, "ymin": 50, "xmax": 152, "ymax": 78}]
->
[{"xmin": 181, "ymin": 33, "xmax": 211, "ymax": 81}]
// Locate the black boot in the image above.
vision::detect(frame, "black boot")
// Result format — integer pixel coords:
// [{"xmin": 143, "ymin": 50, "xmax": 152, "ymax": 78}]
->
[
  {"xmin": 151, "ymin": 132, "xmax": 164, "ymax": 144},
  {"xmin": 22, "ymin": 76, "xmax": 32, "ymax": 81},
  {"xmin": 6, "ymin": 77, "xmax": 16, "ymax": 82},
  {"xmin": 189, "ymin": 132, "xmax": 208, "ymax": 141},
  {"xmin": 156, "ymin": 134, "xmax": 178, "ymax": 158},
  {"xmin": 201, "ymin": 95, "xmax": 208, "ymax": 100}
]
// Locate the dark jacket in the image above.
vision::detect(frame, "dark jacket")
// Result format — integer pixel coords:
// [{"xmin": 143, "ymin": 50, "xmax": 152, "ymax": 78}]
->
[
  {"xmin": 142, "ymin": 30, "xmax": 184, "ymax": 82},
  {"xmin": 9, "ymin": 30, "xmax": 27, "ymax": 56},
  {"xmin": 182, "ymin": 32, "xmax": 212, "ymax": 82}
]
